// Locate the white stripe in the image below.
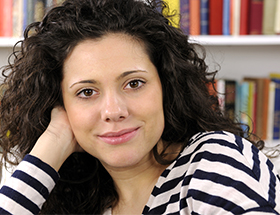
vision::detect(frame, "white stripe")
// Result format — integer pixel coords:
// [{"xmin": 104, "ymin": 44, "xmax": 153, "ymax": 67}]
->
[
  {"xmin": 0, "ymin": 193, "xmax": 33, "ymax": 215},
  {"xmin": 5, "ymin": 176, "xmax": 46, "ymax": 208},
  {"xmin": 187, "ymin": 196, "xmax": 231, "ymax": 215},
  {"xmin": 16, "ymin": 160, "xmax": 56, "ymax": 193}
]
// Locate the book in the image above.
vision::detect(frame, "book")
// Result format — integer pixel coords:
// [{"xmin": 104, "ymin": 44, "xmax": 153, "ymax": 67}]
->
[
  {"xmin": 13, "ymin": 0, "xmax": 24, "ymax": 38},
  {"xmin": 225, "ymin": 80, "xmax": 237, "ymax": 121},
  {"xmin": 34, "ymin": 0, "xmax": 46, "ymax": 22},
  {"xmin": 0, "ymin": 0, "xmax": 13, "ymax": 37},
  {"xmin": 189, "ymin": 0, "xmax": 200, "ymax": 35},
  {"xmin": 269, "ymin": 73, "xmax": 280, "ymax": 139},
  {"xmin": 164, "ymin": 0, "xmax": 180, "ymax": 27},
  {"xmin": 223, "ymin": 0, "xmax": 231, "ymax": 35},
  {"xmin": 239, "ymin": 81, "xmax": 250, "ymax": 133},
  {"xmin": 209, "ymin": 0, "xmax": 223, "ymax": 35},
  {"xmin": 267, "ymin": 81, "xmax": 276, "ymax": 140},
  {"xmin": 180, "ymin": 0, "xmax": 190, "ymax": 34},
  {"xmin": 275, "ymin": 0, "xmax": 280, "ymax": 34},
  {"xmin": 217, "ymin": 79, "xmax": 226, "ymax": 112},
  {"xmin": 262, "ymin": 0, "xmax": 277, "ymax": 34},
  {"xmin": 244, "ymin": 77, "xmax": 270, "ymax": 139},
  {"xmin": 240, "ymin": 0, "xmax": 250, "ymax": 35},
  {"xmin": 200, "ymin": 0, "xmax": 209, "ymax": 35},
  {"xmin": 249, "ymin": 0, "xmax": 264, "ymax": 34},
  {"xmin": 231, "ymin": 0, "xmax": 241, "ymax": 35}
]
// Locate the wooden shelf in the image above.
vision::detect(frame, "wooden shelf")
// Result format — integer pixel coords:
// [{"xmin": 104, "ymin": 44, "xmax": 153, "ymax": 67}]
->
[{"xmin": 189, "ymin": 35, "xmax": 280, "ymax": 46}]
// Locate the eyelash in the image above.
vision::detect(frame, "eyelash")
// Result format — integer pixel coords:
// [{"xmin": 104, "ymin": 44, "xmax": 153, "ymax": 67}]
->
[
  {"xmin": 125, "ymin": 79, "xmax": 146, "ymax": 90},
  {"xmin": 77, "ymin": 88, "xmax": 97, "ymax": 98},
  {"xmin": 76, "ymin": 79, "xmax": 146, "ymax": 99}
]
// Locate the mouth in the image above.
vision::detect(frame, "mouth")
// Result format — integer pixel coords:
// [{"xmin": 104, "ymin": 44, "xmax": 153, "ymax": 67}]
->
[{"xmin": 98, "ymin": 127, "xmax": 140, "ymax": 145}]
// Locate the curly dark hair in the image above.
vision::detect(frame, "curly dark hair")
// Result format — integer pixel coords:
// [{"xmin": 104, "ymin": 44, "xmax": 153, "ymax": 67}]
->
[{"xmin": 0, "ymin": 0, "xmax": 262, "ymax": 213}]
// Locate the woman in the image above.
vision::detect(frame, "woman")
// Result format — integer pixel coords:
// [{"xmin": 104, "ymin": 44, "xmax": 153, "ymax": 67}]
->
[{"xmin": 0, "ymin": 0, "xmax": 279, "ymax": 214}]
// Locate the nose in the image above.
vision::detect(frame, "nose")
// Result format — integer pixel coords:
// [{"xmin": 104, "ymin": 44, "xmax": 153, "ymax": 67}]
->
[{"xmin": 101, "ymin": 93, "xmax": 129, "ymax": 122}]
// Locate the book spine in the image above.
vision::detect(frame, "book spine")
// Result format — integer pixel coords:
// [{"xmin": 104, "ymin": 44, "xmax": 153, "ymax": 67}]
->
[
  {"xmin": 0, "ymin": 0, "xmax": 13, "ymax": 37},
  {"xmin": 239, "ymin": 82, "xmax": 250, "ymax": 133},
  {"xmin": 223, "ymin": 0, "xmax": 231, "ymax": 35},
  {"xmin": 217, "ymin": 79, "xmax": 226, "ymax": 112},
  {"xmin": 249, "ymin": 0, "xmax": 264, "ymax": 34},
  {"xmin": 189, "ymin": 0, "xmax": 200, "ymax": 35},
  {"xmin": 180, "ymin": 0, "xmax": 190, "ymax": 34},
  {"xmin": 275, "ymin": 0, "xmax": 280, "ymax": 34},
  {"xmin": 34, "ymin": 0, "xmax": 46, "ymax": 22},
  {"xmin": 261, "ymin": 78, "xmax": 270, "ymax": 140},
  {"xmin": 209, "ymin": 0, "xmax": 223, "ymax": 35},
  {"xmin": 200, "ymin": 0, "xmax": 209, "ymax": 35},
  {"xmin": 240, "ymin": 0, "xmax": 250, "ymax": 35},
  {"xmin": 267, "ymin": 81, "xmax": 276, "ymax": 140},
  {"xmin": 225, "ymin": 80, "xmax": 236, "ymax": 121},
  {"xmin": 271, "ymin": 78, "xmax": 280, "ymax": 139},
  {"xmin": 13, "ymin": 0, "xmax": 24, "ymax": 37},
  {"xmin": 164, "ymin": 0, "xmax": 180, "ymax": 27},
  {"xmin": 262, "ymin": 0, "xmax": 277, "ymax": 34},
  {"xmin": 232, "ymin": 0, "xmax": 241, "ymax": 35}
]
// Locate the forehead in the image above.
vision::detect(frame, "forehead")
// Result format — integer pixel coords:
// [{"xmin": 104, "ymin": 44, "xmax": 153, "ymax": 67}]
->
[{"xmin": 62, "ymin": 33, "xmax": 155, "ymax": 81}]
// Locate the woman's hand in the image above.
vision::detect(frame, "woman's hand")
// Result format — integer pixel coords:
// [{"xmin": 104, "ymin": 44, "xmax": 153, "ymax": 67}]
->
[{"xmin": 30, "ymin": 106, "xmax": 82, "ymax": 171}]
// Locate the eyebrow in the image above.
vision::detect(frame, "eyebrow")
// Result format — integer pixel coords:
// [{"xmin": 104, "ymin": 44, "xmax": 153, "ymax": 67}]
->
[{"xmin": 69, "ymin": 70, "xmax": 147, "ymax": 88}]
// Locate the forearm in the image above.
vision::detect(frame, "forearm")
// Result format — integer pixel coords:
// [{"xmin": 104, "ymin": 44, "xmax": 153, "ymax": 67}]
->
[{"xmin": 0, "ymin": 154, "xmax": 59, "ymax": 215}]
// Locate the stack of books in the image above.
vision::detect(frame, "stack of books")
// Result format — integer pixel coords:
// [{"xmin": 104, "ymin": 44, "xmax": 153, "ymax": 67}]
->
[
  {"xmin": 166, "ymin": 0, "xmax": 280, "ymax": 35},
  {"xmin": 213, "ymin": 73, "xmax": 280, "ymax": 141},
  {"xmin": 0, "ymin": 0, "xmax": 65, "ymax": 38}
]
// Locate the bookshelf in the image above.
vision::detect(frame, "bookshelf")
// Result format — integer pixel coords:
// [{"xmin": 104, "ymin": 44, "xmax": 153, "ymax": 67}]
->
[{"xmin": 0, "ymin": 36, "xmax": 280, "ymax": 81}]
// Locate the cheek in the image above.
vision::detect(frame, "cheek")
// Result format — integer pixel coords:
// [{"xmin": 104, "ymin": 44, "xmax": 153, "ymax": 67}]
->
[{"xmin": 65, "ymin": 105, "xmax": 98, "ymax": 135}]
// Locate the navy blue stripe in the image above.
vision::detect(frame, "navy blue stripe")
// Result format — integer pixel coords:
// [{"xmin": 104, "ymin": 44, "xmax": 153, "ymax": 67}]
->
[
  {"xmin": 0, "ymin": 186, "xmax": 40, "ymax": 214},
  {"xmin": 251, "ymin": 145, "xmax": 261, "ymax": 180},
  {"xmin": 267, "ymin": 159, "xmax": 277, "ymax": 208},
  {"xmin": 245, "ymin": 206, "xmax": 279, "ymax": 213},
  {"xmin": 193, "ymin": 170, "xmax": 268, "ymax": 206},
  {"xmin": 142, "ymin": 205, "xmax": 150, "ymax": 214},
  {"xmin": 152, "ymin": 174, "xmax": 185, "ymax": 196},
  {"xmin": 0, "ymin": 207, "xmax": 13, "ymax": 215},
  {"xmin": 191, "ymin": 151, "xmax": 258, "ymax": 179},
  {"xmin": 187, "ymin": 189, "xmax": 245, "ymax": 214},
  {"xmin": 175, "ymin": 132, "xmax": 242, "ymax": 170},
  {"xmin": 234, "ymin": 134, "xmax": 244, "ymax": 152},
  {"xmin": 12, "ymin": 170, "xmax": 49, "ymax": 200},
  {"xmin": 189, "ymin": 131, "xmax": 226, "ymax": 146},
  {"xmin": 148, "ymin": 193, "xmax": 180, "ymax": 214},
  {"xmin": 23, "ymin": 155, "xmax": 59, "ymax": 183},
  {"xmin": 161, "ymin": 169, "xmax": 170, "ymax": 178}
]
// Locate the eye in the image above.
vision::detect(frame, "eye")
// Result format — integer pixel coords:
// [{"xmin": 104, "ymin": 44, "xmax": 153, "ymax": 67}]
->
[
  {"xmin": 125, "ymin": 80, "xmax": 145, "ymax": 90},
  {"xmin": 77, "ymin": 88, "xmax": 97, "ymax": 98}
]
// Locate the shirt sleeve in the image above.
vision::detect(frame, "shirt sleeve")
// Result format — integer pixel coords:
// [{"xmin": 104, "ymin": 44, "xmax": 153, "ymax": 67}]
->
[
  {"xmin": 185, "ymin": 131, "xmax": 280, "ymax": 214},
  {"xmin": 0, "ymin": 154, "xmax": 59, "ymax": 215}
]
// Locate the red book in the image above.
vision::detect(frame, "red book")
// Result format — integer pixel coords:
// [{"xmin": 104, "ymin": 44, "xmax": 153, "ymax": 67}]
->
[
  {"xmin": 209, "ymin": 0, "xmax": 223, "ymax": 35},
  {"xmin": 0, "ymin": 0, "xmax": 13, "ymax": 37},
  {"xmin": 240, "ymin": 0, "xmax": 250, "ymax": 35},
  {"xmin": 249, "ymin": 0, "xmax": 264, "ymax": 34}
]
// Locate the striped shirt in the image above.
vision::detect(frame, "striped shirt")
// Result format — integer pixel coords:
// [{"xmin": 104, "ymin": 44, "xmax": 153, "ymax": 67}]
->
[{"xmin": 1, "ymin": 131, "xmax": 280, "ymax": 214}]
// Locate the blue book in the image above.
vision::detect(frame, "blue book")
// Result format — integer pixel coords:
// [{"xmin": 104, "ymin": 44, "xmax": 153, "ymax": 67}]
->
[
  {"xmin": 223, "ymin": 0, "xmax": 230, "ymax": 35},
  {"xmin": 271, "ymin": 78, "xmax": 280, "ymax": 140},
  {"xmin": 238, "ymin": 82, "xmax": 249, "ymax": 135},
  {"xmin": 180, "ymin": 0, "xmax": 190, "ymax": 34},
  {"xmin": 200, "ymin": 0, "xmax": 209, "ymax": 35}
]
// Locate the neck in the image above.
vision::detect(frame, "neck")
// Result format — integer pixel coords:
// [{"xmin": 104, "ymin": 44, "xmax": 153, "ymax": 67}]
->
[{"xmin": 103, "ymin": 152, "xmax": 168, "ymax": 214}]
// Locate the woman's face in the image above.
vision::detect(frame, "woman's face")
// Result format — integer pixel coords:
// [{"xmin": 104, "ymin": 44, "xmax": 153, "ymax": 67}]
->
[{"xmin": 61, "ymin": 33, "xmax": 164, "ymax": 170}]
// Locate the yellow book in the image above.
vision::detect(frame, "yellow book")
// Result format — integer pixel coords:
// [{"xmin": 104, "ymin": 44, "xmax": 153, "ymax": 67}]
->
[{"xmin": 163, "ymin": 0, "xmax": 180, "ymax": 27}]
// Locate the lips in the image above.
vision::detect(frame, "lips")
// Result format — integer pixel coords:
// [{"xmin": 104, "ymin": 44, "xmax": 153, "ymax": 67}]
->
[{"xmin": 98, "ymin": 127, "xmax": 139, "ymax": 145}]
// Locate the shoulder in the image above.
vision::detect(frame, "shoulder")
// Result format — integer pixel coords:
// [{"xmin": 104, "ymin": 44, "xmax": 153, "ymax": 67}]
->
[{"xmin": 178, "ymin": 131, "xmax": 280, "ymax": 214}]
